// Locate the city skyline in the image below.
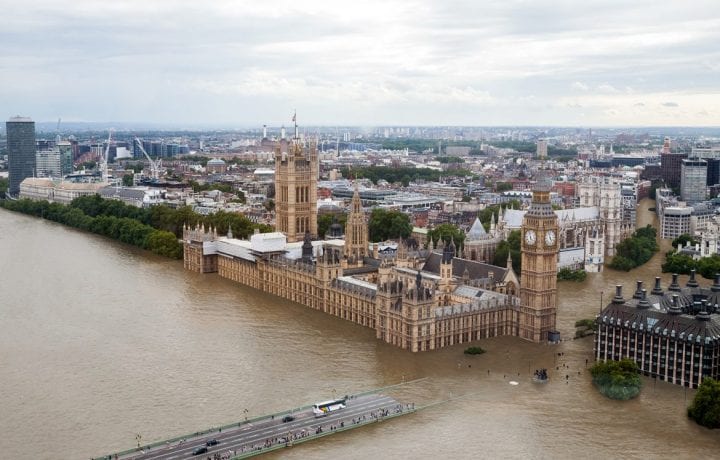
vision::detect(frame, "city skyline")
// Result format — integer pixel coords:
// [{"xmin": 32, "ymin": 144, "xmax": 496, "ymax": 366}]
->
[{"xmin": 2, "ymin": 0, "xmax": 720, "ymax": 126}]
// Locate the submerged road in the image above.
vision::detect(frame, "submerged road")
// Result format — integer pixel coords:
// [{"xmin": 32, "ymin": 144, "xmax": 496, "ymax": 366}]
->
[{"xmin": 105, "ymin": 393, "xmax": 414, "ymax": 460}]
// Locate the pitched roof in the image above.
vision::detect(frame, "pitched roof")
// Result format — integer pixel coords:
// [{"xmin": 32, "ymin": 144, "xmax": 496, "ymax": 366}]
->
[
  {"xmin": 466, "ymin": 217, "xmax": 487, "ymax": 240},
  {"xmin": 422, "ymin": 252, "xmax": 507, "ymax": 281}
]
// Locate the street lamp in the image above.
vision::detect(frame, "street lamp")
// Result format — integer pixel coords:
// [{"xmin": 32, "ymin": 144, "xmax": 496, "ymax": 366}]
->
[
  {"xmin": 243, "ymin": 408, "xmax": 249, "ymax": 421},
  {"xmin": 136, "ymin": 433, "xmax": 142, "ymax": 449}
]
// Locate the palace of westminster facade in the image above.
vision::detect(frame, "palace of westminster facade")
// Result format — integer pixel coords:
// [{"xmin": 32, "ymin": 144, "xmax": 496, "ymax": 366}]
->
[{"xmin": 183, "ymin": 136, "xmax": 560, "ymax": 351}]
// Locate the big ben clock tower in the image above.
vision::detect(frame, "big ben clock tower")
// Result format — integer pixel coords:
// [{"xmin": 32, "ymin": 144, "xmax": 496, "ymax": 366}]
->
[{"xmin": 519, "ymin": 173, "xmax": 559, "ymax": 343}]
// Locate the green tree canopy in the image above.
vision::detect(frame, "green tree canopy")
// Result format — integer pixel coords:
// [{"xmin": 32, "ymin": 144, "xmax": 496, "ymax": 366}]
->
[
  {"xmin": 317, "ymin": 212, "xmax": 347, "ymax": 238},
  {"xmin": 590, "ymin": 359, "xmax": 642, "ymax": 400},
  {"xmin": 427, "ymin": 223, "xmax": 465, "ymax": 250},
  {"xmin": 493, "ymin": 230, "xmax": 521, "ymax": 272},
  {"xmin": 671, "ymin": 234, "xmax": 698, "ymax": 249},
  {"xmin": 608, "ymin": 225, "xmax": 658, "ymax": 271},
  {"xmin": 368, "ymin": 208, "xmax": 412, "ymax": 242},
  {"xmin": 688, "ymin": 377, "xmax": 720, "ymax": 429},
  {"xmin": 122, "ymin": 174, "xmax": 134, "ymax": 187}
]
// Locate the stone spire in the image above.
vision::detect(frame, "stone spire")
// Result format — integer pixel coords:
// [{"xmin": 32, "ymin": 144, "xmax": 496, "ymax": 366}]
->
[{"xmin": 344, "ymin": 181, "xmax": 369, "ymax": 261}]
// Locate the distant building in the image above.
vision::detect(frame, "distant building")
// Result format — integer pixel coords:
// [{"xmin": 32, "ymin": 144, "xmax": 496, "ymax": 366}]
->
[
  {"xmin": 19, "ymin": 177, "xmax": 104, "ymax": 204},
  {"xmin": 536, "ymin": 139, "xmax": 548, "ymax": 159},
  {"xmin": 661, "ymin": 206, "xmax": 692, "ymax": 239},
  {"xmin": 57, "ymin": 141, "xmax": 74, "ymax": 176},
  {"xmin": 6, "ymin": 116, "xmax": 36, "ymax": 196},
  {"xmin": 36, "ymin": 149, "xmax": 62, "ymax": 178},
  {"xmin": 660, "ymin": 137, "xmax": 687, "ymax": 188},
  {"xmin": 206, "ymin": 158, "xmax": 227, "ymax": 174},
  {"xmin": 680, "ymin": 158, "xmax": 707, "ymax": 203}
]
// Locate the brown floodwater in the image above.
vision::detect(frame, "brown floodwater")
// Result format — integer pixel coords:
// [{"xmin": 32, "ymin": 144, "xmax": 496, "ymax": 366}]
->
[{"xmin": 0, "ymin": 199, "xmax": 717, "ymax": 460}]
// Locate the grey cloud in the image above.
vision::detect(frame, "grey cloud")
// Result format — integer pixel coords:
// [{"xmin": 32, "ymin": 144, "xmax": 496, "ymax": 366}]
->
[
  {"xmin": 662, "ymin": 102, "xmax": 679, "ymax": 107},
  {"xmin": 2, "ymin": 0, "xmax": 720, "ymax": 125}
]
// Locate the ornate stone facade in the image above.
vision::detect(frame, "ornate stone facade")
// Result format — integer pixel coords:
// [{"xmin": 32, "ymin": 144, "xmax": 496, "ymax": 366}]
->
[
  {"xmin": 519, "ymin": 179, "xmax": 559, "ymax": 342},
  {"xmin": 274, "ymin": 136, "xmax": 318, "ymax": 242},
  {"xmin": 344, "ymin": 183, "xmax": 368, "ymax": 264},
  {"xmin": 182, "ymin": 194, "xmax": 557, "ymax": 352}
]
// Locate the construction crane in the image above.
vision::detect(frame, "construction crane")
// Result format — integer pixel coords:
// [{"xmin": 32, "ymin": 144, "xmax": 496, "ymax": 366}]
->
[{"xmin": 133, "ymin": 137, "xmax": 163, "ymax": 180}]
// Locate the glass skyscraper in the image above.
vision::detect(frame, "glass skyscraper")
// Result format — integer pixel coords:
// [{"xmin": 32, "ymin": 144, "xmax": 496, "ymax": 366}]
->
[{"xmin": 6, "ymin": 116, "xmax": 36, "ymax": 196}]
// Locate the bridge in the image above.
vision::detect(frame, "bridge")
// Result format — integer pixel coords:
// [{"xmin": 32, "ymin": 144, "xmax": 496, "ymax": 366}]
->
[{"xmin": 96, "ymin": 387, "xmax": 418, "ymax": 460}]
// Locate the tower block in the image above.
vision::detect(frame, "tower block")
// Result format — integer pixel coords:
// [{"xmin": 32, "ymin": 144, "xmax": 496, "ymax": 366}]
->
[
  {"xmin": 274, "ymin": 129, "xmax": 318, "ymax": 243},
  {"xmin": 519, "ymin": 177, "xmax": 559, "ymax": 342}
]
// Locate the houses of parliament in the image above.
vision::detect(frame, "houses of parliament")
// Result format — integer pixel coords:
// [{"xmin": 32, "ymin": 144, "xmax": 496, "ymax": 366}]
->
[{"xmin": 183, "ymin": 135, "xmax": 560, "ymax": 351}]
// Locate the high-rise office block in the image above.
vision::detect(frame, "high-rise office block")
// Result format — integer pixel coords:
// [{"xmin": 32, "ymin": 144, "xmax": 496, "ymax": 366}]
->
[
  {"xmin": 680, "ymin": 158, "xmax": 707, "ymax": 203},
  {"xmin": 536, "ymin": 139, "xmax": 548, "ymax": 159},
  {"xmin": 6, "ymin": 116, "xmax": 36, "ymax": 197},
  {"xmin": 36, "ymin": 149, "xmax": 62, "ymax": 178}
]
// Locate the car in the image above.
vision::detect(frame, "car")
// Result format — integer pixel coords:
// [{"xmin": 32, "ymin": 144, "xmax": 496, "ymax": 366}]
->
[
  {"xmin": 192, "ymin": 446, "xmax": 208, "ymax": 455},
  {"xmin": 206, "ymin": 439, "xmax": 219, "ymax": 446},
  {"xmin": 282, "ymin": 415, "xmax": 295, "ymax": 423}
]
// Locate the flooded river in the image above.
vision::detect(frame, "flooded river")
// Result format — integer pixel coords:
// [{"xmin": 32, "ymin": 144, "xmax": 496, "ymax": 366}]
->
[{"xmin": 0, "ymin": 199, "xmax": 717, "ymax": 459}]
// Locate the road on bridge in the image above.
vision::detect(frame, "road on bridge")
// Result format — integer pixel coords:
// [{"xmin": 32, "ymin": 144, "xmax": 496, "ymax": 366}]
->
[{"xmin": 110, "ymin": 393, "xmax": 413, "ymax": 460}]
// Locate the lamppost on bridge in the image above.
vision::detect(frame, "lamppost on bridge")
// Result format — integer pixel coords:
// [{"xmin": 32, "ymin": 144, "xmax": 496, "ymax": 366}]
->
[
  {"xmin": 243, "ymin": 408, "xmax": 249, "ymax": 421},
  {"xmin": 136, "ymin": 433, "xmax": 142, "ymax": 449}
]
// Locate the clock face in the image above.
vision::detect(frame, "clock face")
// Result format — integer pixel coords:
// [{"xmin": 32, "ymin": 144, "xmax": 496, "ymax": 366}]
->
[
  {"xmin": 545, "ymin": 230, "xmax": 556, "ymax": 246},
  {"xmin": 525, "ymin": 230, "xmax": 536, "ymax": 245}
]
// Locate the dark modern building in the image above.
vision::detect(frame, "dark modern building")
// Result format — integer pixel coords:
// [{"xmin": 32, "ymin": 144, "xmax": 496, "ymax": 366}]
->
[
  {"xmin": 6, "ymin": 116, "xmax": 36, "ymax": 196},
  {"xmin": 595, "ymin": 271, "xmax": 720, "ymax": 388},
  {"xmin": 660, "ymin": 152, "xmax": 688, "ymax": 188}
]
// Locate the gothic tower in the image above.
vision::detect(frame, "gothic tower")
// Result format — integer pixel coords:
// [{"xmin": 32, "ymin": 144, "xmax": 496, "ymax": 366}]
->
[
  {"xmin": 344, "ymin": 182, "xmax": 368, "ymax": 261},
  {"xmin": 519, "ymin": 174, "xmax": 559, "ymax": 342},
  {"xmin": 274, "ymin": 121, "xmax": 318, "ymax": 243}
]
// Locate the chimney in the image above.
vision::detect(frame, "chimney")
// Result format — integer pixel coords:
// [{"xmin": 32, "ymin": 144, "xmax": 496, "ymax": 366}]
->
[
  {"xmin": 651, "ymin": 277, "xmax": 663, "ymax": 295},
  {"xmin": 612, "ymin": 285, "xmax": 625, "ymax": 304},
  {"xmin": 633, "ymin": 280, "xmax": 643, "ymax": 299},
  {"xmin": 712, "ymin": 273, "xmax": 720, "ymax": 292},
  {"xmin": 668, "ymin": 273, "xmax": 681, "ymax": 291}
]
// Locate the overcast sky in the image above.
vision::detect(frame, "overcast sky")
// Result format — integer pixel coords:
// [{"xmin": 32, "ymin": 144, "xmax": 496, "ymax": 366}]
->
[{"xmin": 2, "ymin": 0, "xmax": 720, "ymax": 126}]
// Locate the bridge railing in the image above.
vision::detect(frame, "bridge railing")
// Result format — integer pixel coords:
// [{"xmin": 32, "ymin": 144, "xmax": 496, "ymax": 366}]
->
[{"xmin": 95, "ymin": 377, "xmax": 427, "ymax": 460}]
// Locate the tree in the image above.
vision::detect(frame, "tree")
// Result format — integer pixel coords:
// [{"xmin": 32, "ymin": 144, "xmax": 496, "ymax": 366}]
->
[
  {"xmin": 495, "ymin": 182, "xmax": 513, "ymax": 192},
  {"xmin": 493, "ymin": 230, "xmax": 521, "ymax": 272},
  {"xmin": 122, "ymin": 174, "xmax": 134, "ymax": 187},
  {"xmin": 317, "ymin": 212, "xmax": 347, "ymax": 238},
  {"xmin": 608, "ymin": 225, "xmax": 658, "ymax": 271},
  {"xmin": 368, "ymin": 208, "xmax": 412, "ymax": 242},
  {"xmin": 0, "ymin": 177, "xmax": 8, "ymax": 198},
  {"xmin": 688, "ymin": 378, "xmax": 720, "ymax": 429},
  {"xmin": 671, "ymin": 234, "xmax": 698, "ymax": 249},
  {"xmin": 147, "ymin": 230, "xmax": 183, "ymax": 259},
  {"xmin": 427, "ymin": 223, "xmax": 465, "ymax": 251},
  {"xmin": 590, "ymin": 359, "xmax": 642, "ymax": 400},
  {"xmin": 662, "ymin": 252, "xmax": 696, "ymax": 275}
]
